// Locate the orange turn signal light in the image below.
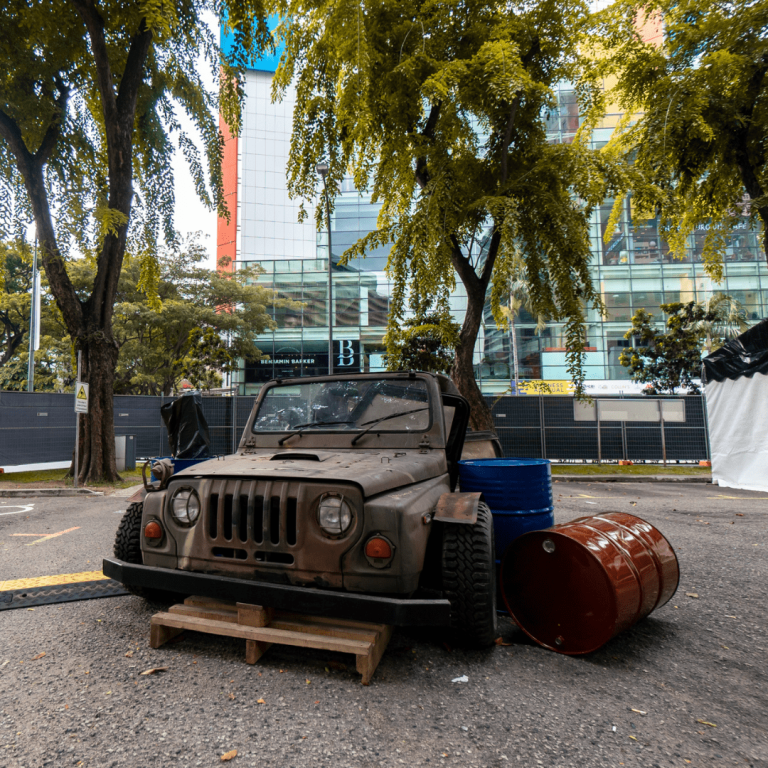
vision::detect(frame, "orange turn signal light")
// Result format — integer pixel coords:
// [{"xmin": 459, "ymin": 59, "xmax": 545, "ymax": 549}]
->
[
  {"xmin": 364, "ymin": 537, "xmax": 392, "ymax": 559},
  {"xmin": 144, "ymin": 521, "xmax": 163, "ymax": 539}
]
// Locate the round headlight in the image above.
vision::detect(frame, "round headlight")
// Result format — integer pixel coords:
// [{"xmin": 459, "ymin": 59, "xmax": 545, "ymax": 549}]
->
[
  {"xmin": 170, "ymin": 487, "xmax": 201, "ymax": 526},
  {"xmin": 317, "ymin": 495, "xmax": 352, "ymax": 536}
]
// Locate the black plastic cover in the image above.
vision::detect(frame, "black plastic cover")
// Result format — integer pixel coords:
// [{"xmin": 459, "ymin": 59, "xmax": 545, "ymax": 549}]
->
[
  {"xmin": 702, "ymin": 319, "xmax": 768, "ymax": 383},
  {"xmin": 160, "ymin": 392, "xmax": 212, "ymax": 459}
]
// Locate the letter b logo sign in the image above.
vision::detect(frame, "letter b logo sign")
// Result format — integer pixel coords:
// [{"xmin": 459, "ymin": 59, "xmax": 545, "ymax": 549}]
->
[{"xmin": 335, "ymin": 339, "xmax": 359, "ymax": 368}]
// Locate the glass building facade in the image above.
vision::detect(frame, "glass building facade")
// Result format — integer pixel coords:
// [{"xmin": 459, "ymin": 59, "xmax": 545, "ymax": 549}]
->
[{"xmin": 227, "ymin": 72, "xmax": 767, "ymax": 396}]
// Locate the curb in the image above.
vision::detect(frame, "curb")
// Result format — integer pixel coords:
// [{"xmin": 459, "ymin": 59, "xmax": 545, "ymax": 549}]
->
[
  {"xmin": 552, "ymin": 474, "xmax": 712, "ymax": 484},
  {"xmin": 0, "ymin": 488, "xmax": 104, "ymax": 497}
]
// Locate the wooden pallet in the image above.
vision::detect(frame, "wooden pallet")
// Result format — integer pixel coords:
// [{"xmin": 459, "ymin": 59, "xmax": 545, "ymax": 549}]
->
[{"xmin": 149, "ymin": 596, "xmax": 393, "ymax": 685}]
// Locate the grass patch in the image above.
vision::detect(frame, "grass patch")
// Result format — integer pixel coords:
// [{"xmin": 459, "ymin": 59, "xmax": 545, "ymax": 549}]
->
[
  {"xmin": 0, "ymin": 467, "xmax": 143, "ymax": 488},
  {"xmin": 551, "ymin": 464, "xmax": 710, "ymax": 476}
]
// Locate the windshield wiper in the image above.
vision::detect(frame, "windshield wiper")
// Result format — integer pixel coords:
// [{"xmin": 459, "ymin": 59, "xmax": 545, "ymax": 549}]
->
[
  {"xmin": 278, "ymin": 420, "xmax": 356, "ymax": 446},
  {"xmin": 350, "ymin": 407, "xmax": 430, "ymax": 446}
]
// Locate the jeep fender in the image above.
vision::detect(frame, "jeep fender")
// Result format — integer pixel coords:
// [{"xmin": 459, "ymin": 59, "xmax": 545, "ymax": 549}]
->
[{"xmin": 433, "ymin": 492, "xmax": 484, "ymax": 525}]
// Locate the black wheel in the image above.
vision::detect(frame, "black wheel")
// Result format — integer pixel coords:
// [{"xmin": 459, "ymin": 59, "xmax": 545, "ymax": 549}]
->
[
  {"xmin": 441, "ymin": 501, "xmax": 498, "ymax": 648},
  {"xmin": 113, "ymin": 502, "xmax": 173, "ymax": 603},
  {"xmin": 114, "ymin": 502, "xmax": 144, "ymax": 565}
]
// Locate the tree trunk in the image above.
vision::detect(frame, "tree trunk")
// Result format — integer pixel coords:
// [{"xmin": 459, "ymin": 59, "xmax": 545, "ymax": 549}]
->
[
  {"xmin": 451, "ymin": 279, "xmax": 495, "ymax": 432},
  {"xmin": 76, "ymin": 329, "xmax": 121, "ymax": 484}
]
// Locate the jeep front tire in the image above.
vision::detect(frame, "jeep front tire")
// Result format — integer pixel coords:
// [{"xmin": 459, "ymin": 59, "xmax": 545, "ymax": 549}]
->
[{"xmin": 441, "ymin": 501, "xmax": 498, "ymax": 648}]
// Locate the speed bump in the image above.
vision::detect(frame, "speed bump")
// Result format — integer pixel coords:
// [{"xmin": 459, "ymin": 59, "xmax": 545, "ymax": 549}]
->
[{"xmin": 0, "ymin": 570, "xmax": 129, "ymax": 611}]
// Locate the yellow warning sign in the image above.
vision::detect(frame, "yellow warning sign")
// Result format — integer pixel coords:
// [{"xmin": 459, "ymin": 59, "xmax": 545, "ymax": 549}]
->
[{"xmin": 74, "ymin": 381, "xmax": 89, "ymax": 413}]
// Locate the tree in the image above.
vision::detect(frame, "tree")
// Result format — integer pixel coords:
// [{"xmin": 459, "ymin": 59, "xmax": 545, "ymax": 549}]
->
[
  {"xmin": 0, "ymin": 0, "xmax": 271, "ymax": 481},
  {"xmin": 690, "ymin": 294, "xmax": 749, "ymax": 355},
  {"xmin": 385, "ymin": 310, "xmax": 460, "ymax": 374},
  {"xmin": 273, "ymin": 0, "xmax": 624, "ymax": 429},
  {"xmin": 0, "ymin": 238, "xmax": 73, "ymax": 390},
  {"xmin": 0, "ymin": 239, "xmax": 32, "ymax": 368},
  {"xmin": 602, "ymin": 0, "xmax": 768, "ymax": 273},
  {"xmin": 619, "ymin": 300, "xmax": 743, "ymax": 394},
  {"xmin": 108, "ymin": 238, "xmax": 281, "ymax": 395}
]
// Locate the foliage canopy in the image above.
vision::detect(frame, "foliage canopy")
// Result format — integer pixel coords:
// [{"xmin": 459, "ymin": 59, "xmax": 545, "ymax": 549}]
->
[
  {"xmin": 272, "ymin": 0, "xmax": 626, "ymax": 428},
  {"xmin": 0, "ymin": 0, "xmax": 271, "ymax": 480},
  {"xmin": 602, "ymin": 0, "xmax": 768, "ymax": 273},
  {"xmin": 0, "ymin": 237, "xmax": 282, "ymax": 395}
]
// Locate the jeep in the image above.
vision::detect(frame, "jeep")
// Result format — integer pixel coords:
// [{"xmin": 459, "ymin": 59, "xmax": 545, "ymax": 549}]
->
[{"xmin": 104, "ymin": 371, "xmax": 498, "ymax": 647}]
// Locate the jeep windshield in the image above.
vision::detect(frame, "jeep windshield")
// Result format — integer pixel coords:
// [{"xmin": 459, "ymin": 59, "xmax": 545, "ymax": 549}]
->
[{"xmin": 252, "ymin": 377, "xmax": 431, "ymax": 435}]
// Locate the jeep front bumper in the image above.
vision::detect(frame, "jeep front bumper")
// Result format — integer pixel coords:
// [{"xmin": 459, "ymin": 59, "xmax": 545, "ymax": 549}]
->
[{"xmin": 102, "ymin": 557, "xmax": 451, "ymax": 626}]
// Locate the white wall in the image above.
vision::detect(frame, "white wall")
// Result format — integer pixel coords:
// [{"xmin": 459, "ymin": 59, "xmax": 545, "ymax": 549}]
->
[{"xmin": 238, "ymin": 71, "xmax": 318, "ymax": 263}]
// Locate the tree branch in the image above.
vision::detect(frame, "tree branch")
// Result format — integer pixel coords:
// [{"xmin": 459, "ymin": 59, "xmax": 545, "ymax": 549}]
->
[
  {"xmin": 70, "ymin": 0, "xmax": 118, "ymax": 127},
  {"xmin": 116, "ymin": 19, "xmax": 153, "ymax": 124},
  {"xmin": 35, "ymin": 78, "xmax": 71, "ymax": 165},
  {"xmin": 415, "ymin": 101, "xmax": 442, "ymax": 190},
  {"xmin": 0, "ymin": 104, "xmax": 84, "ymax": 336},
  {"xmin": 501, "ymin": 95, "xmax": 521, "ymax": 186}
]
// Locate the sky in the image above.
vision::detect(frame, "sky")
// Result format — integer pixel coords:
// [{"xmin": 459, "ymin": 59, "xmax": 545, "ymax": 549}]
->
[
  {"xmin": 170, "ymin": 10, "xmax": 220, "ymax": 269},
  {"xmin": 171, "ymin": 122, "xmax": 218, "ymax": 269}
]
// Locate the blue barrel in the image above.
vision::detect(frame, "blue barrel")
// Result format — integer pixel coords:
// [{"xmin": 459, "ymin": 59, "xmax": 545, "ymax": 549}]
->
[{"xmin": 458, "ymin": 458, "xmax": 554, "ymax": 559}]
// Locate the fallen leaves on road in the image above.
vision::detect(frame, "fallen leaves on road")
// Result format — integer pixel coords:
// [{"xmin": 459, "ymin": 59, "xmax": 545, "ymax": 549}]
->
[
  {"xmin": 220, "ymin": 749, "xmax": 237, "ymax": 761},
  {"xmin": 305, "ymin": 679, "xmax": 311, "ymax": 684},
  {"xmin": 494, "ymin": 638, "xmax": 513, "ymax": 647},
  {"xmin": 630, "ymin": 709, "xmax": 646, "ymax": 715},
  {"xmin": 697, "ymin": 719, "xmax": 717, "ymax": 728},
  {"xmin": 257, "ymin": 698, "xmax": 266, "ymax": 705},
  {"xmin": 125, "ymin": 651, "xmax": 134, "ymax": 658},
  {"xmin": 629, "ymin": 502, "xmax": 637, "ymax": 506},
  {"xmin": 721, "ymin": 645, "xmax": 729, "ymax": 650},
  {"xmin": 31, "ymin": 652, "xmax": 46, "ymax": 661},
  {"xmin": 229, "ymin": 692, "xmax": 235, "ymax": 700},
  {"xmin": 736, "ymin": 513, "xmax": 744, "ymax": 517},
  {"xmin": 139, "ymin": 667, "xmax": 168, "ymax": 676},
  {"xmin": 686, "ymin": 593, "xmax": 699, "ymax": 599},
  {"xmin": 628, "ymin": 735, "xmax": 637, "ymax": 741}
]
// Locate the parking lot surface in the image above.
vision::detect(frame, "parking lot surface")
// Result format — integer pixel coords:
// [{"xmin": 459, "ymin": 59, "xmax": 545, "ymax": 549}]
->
[{"xmin": 1, "ymin": 482, "xmax": 766, "ymax": 768}]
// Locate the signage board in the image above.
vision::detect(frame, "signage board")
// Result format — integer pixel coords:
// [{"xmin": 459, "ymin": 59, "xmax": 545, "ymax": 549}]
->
[{"xmin": 75, "ymin": 382, "xmax": 89, "ymax": 414}]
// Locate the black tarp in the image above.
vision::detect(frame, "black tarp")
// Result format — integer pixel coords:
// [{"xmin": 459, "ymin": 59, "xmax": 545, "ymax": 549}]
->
[
  {"xmin": 702, "ymin": 319, "xmax": 768, "ymax": 384},
  {"xmin": 160, "ymin": 392, "xmax": 212, "ymax": 459}
]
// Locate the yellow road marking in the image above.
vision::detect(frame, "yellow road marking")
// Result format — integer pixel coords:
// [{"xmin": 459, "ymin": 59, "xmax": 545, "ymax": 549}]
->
[
  {"xmin": 10, "ymin": 526, "xmax": 80, "ymax": 546},
  {"xmin": 0, "ymin": 570, "xmax": 107, "ymax": 591}
]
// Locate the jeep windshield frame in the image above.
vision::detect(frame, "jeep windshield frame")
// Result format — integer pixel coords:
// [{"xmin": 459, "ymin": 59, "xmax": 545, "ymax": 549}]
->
[{"xmin": 251, "ymin": 376, "xmax": 434, "ymax": 439}]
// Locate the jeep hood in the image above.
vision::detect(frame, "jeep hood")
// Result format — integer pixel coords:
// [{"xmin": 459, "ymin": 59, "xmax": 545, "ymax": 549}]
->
[{"xmin": 173, "ymin": 449, "xmax": 448, "ymax": 497}]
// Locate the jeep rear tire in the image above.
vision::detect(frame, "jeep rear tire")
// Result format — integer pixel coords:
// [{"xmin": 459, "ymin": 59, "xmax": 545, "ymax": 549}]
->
[
  {"xmin": 441, "ymin": 501, "xmax": 498, "ymax": 648},
  {"xmin": 113, "ymin": 502, "xmax": 173, "ymax": 603}
]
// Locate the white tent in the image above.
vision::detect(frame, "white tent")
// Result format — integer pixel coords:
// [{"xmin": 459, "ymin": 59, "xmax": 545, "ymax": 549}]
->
[{"xmin": 703, "ymin": 319, "xmax": 768, "ymax": 492}]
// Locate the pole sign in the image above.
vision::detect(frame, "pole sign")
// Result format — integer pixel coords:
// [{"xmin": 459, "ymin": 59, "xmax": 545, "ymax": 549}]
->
[{"xmin": 75, "ymin": 382, "xmax": 89, "ymax": 414}]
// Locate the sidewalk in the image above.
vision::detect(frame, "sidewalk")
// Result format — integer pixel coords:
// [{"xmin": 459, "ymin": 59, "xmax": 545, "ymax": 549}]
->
[{"xmin": 553, "ymin": 473, "xmax": 711, "ymax": 483}]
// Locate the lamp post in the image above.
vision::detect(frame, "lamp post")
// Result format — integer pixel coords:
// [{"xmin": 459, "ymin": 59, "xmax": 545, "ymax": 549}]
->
[
  {"xmin": 27, "ymin": 235, "xmax": 38, "ymax": 392},
  {"xmin": 316, "ymin": 162, "xmax": 334, "ymax": 375}
]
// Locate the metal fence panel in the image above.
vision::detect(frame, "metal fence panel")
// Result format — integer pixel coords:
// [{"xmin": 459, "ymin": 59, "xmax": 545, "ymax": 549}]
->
[{"xmin": 0, "ymin": 389, "xmax": 710, "ymax": 467}]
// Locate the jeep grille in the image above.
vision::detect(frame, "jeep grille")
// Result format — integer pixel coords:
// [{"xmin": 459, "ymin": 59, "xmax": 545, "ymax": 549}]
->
[{"xmin": 206, "ymin": 479, "xmax": 298, "ymax": 552}]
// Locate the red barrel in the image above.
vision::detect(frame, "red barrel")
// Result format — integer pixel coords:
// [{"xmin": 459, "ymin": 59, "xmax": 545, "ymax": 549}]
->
[{"xmin": 500, "ymin": 512, "xmax": 679, "ymax": 655}]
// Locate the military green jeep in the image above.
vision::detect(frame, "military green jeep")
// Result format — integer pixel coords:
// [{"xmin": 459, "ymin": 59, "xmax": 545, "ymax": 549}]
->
[{"xmin": 104, "ymin": 371, "xmax": 498, "ymax": 647}]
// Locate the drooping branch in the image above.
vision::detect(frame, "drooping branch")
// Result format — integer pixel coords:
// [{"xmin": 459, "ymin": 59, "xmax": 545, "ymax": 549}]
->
[
  {"xmin": 0, "ymin": 89, "xmax": 84, "ymax": 336},
  {"xmin": 415, "ymin": 101, "xmax": 442, "ymax": 190},
  {"xmin": 501, "ymin": 96, "xmax": 521, "ymax": 186}
]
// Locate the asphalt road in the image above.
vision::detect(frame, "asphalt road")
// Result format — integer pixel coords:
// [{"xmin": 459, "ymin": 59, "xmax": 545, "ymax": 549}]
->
[{"xmin": 1, "ymin": 482, "xmax": 766, "ymax": 768}]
